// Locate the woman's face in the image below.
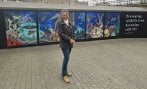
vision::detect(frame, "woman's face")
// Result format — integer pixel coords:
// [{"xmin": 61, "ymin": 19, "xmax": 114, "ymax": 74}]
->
[{"xmin": 62, "ymin": 12, "xmax": 69, "ymax": 20}]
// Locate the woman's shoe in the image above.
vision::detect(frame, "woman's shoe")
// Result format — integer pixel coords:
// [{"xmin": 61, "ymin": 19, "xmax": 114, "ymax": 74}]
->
[{"xmin": 63, "ymin": 76, "xmax": 70, "ymax": 83}]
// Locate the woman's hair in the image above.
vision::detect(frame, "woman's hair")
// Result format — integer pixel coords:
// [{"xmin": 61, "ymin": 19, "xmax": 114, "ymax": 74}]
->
[
  {"xmin": 55, "ymin": 10, "xmax": 70, "ymax": 31},
  {"xmin": 59, "ymin": 9, "xmax": 69, "ymax": 21},
  {"xmin": 60, "ymin": 10, "xmax": 69, "ymax": 16}
]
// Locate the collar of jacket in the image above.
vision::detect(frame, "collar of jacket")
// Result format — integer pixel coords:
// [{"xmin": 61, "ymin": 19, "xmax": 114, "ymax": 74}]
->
[{"xmin": 60, "ymin": 19, "xmax": 72, "ymax": 26}]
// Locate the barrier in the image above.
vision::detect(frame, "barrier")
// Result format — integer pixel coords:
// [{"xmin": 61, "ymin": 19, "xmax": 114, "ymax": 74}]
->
[{"xmin": 0, "ymin": 3, "xmax": 147, "ymax": 49}]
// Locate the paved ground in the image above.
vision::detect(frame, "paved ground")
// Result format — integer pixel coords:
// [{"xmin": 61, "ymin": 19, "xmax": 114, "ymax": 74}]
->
[{"xmin": 0, "ymin": 38, "xmax": 147, "ymax": 89}]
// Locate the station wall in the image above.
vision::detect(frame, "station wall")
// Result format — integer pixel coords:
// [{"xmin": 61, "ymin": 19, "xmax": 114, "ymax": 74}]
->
[{"xmin": 0, "ymin": 9, "xmax": 146, "ymax": 49}]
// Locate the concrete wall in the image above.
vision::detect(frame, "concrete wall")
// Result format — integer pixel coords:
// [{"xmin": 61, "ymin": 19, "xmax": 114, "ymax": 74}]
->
[{"xmin": 0, "ymin": 1, "xmax": 147, "ymax": 11}]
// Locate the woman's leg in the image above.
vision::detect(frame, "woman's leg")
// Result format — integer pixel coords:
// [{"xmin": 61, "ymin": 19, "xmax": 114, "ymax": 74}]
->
[{"xmin": 62, "ymin": 48, "xmax": 71, "ymax": 77}]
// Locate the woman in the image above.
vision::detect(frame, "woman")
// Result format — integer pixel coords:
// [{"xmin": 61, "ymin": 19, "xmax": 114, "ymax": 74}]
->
[{"xmin": 57, "ymin": 10, "xmax": 76, "ymax": 83}]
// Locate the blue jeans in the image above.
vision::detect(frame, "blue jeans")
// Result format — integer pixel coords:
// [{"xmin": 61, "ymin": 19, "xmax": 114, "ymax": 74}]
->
[{"xmin": 61, "ymin": 48, "xmax": 72, "ymax": 77}]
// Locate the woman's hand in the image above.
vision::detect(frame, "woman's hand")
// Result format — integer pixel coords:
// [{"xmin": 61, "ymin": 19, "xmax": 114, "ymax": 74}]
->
[{"xmin": 69, "ymin": 39, "xmax": 76, "ymax": 45}]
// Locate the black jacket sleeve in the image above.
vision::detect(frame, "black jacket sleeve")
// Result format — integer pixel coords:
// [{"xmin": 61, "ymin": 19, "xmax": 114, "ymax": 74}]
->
[{"xmin": 71, "ymin": 26, "xmax": 76, "ymax": 41}]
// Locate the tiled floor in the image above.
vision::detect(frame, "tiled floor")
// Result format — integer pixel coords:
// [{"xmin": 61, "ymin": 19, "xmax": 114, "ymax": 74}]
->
[{"xmin": 0, "ymin": 38, "xmax": 147, "ymax": 89}]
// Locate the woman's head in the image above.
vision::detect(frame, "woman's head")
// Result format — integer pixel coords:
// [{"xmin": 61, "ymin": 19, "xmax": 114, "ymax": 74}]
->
[{"xmin": 60, "ymin": 10, "xmax": 69, "ymax": 20}]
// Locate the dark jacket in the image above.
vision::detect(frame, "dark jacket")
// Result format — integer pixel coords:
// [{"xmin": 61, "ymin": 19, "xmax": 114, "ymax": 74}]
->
[{"xmin": 57, "ymin": 20, "xmax": 75, "ymax": 49}]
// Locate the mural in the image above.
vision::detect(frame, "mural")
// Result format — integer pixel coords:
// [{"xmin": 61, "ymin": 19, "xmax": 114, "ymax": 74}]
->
[
  {"xmin": 72, "ymin": 12, "xmax": 86, "ymax": 39},
  {"xmin": 105, "ymin": 13, "xmax": 120, "ymax": 37},
  {"xmin": 86, "ymin": 12, "xmax": 104, "ymax": 39},
  {"xmin": 38, "ymin": 11, "xmax": 60, "ymax": 43},
  {"xmin": 5, "ymin": 11, "xmax": 37, "ymax": 47}
]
